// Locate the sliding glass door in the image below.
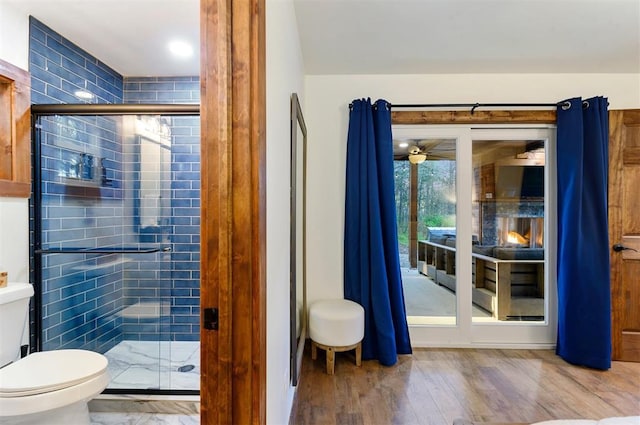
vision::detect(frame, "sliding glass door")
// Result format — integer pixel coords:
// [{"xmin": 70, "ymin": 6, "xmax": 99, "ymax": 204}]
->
[{"xmin": 393, "ymin": 125, "xmax": 556, "ymax": 347}]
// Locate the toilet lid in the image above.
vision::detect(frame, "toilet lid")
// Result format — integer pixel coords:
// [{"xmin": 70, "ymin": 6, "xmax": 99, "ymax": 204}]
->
[{"xmin": 0, "ymin": 349, "xmax": 108, "ymax": 397}]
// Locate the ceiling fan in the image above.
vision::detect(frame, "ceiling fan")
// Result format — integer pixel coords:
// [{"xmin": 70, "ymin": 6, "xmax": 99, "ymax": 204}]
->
[
  {"xmin": 393, "ymin": 139, "xmax": 455, "ymax": 163},
  {"xmin": 407, "ymin": 145, "xmax": 427, "ymax": 164},
  {"xmin": 405, "ymin": 145, "xmax": 451, "ymax": 163}
]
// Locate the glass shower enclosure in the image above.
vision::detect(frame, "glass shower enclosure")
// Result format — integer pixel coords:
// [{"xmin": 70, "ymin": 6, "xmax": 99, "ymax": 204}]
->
[{"xmin": 31, "ymin": 104, "xmax": 200, "ymax": 394}]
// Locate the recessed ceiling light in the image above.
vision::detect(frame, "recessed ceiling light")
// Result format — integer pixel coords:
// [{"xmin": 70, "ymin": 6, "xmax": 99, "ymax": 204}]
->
[
  {"xmin": 74, "ymin": 90, "xmax": 94, "ymax": 99},
  {"xmin": 398, "ymin": 142, "xmax": 409, "ymax": 148},
  {"xmin": 168, "ymin": 40, "xmax": 194, "ymax": 58}
]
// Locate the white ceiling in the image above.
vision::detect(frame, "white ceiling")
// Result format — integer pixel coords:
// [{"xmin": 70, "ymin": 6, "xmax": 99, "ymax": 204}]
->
[
  {"xmin": 295, "ymin": 0, "xmax": 640, "ymax": 74},
  {"xmin": 4, "ymin": 0, "xmax": 200, "ymax": 77},
  {"xmin": 4, "ymin": 0, "xmax": 640, "ymax": 77}
]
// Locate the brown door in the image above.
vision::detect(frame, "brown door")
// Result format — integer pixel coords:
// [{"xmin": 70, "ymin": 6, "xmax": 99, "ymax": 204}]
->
[{"xmin": 609, "ymin": 109, "xmax": 640, "ymax": 362}]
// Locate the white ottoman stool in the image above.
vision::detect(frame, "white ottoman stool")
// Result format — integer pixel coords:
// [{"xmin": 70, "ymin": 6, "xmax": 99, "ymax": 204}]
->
[{"xmin": 308, "ymin": 299, "xmax": 365, "ymax": 375}]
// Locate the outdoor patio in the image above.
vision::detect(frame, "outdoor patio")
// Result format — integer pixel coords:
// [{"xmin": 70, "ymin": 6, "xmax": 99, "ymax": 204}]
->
[{"xmin": 401, "ymin": 268, "xmax": 544, "ymax": 325}]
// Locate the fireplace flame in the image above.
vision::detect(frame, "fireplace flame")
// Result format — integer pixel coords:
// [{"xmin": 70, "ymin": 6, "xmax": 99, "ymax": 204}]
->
[{"xmin": 507, "ymin": 231, "xmax": 528, "ymax": 245}]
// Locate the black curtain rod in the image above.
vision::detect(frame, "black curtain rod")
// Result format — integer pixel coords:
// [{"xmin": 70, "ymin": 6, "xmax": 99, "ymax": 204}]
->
[
  {"xmin": 349, "ymin": 101, "xmax": 564, "ymax": 113},
  {"xmin": 393, "ymin": 102, "xmax": 558, "ymax": 110}
]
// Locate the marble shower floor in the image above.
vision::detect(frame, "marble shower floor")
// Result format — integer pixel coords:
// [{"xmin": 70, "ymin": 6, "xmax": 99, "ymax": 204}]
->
[{"xmin": 104, "ymin": 341, "xmax": 200, "ymax": 391}]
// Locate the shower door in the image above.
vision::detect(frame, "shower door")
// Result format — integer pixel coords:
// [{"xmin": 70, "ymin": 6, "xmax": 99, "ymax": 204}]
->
[{"xmin": 32, "ymin": 105, "xmax": 200, "ymax": 393}]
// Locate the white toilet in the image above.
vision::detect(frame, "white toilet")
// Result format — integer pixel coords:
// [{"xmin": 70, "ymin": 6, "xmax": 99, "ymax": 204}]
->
[{"xmin": 0, "ymin": 282, "xmax": 110, "ymax": 425}]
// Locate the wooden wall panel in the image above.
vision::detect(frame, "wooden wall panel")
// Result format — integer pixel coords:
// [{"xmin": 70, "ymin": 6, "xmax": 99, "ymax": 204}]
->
[
  {"xmin": 623, "ymin": 147, "xmax": 640, "ymax": 165},
  {"xmin": 480, "ymin": 163, "xmax": 495, "ymax": 199},
  {"xmin": 622, "ymin": 167, "xmax": 640, "ymax": 234}
]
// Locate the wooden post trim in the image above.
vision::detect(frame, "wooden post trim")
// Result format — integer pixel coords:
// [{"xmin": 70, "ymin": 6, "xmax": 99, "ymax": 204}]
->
[
  {"xmin": 409, "ymin": 163, "xmax": 418, "ymax": 268},
  {"xmin": 200, "ymin": 0, "xmax": 266, "ymax": 423}
]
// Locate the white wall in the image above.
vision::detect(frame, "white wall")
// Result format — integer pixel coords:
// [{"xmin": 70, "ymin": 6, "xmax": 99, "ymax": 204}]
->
[
  {"xmin": 304, "ymin": 73, "xmax": 640, "ymax": 305},
  {"xmin": 0, "ymin": 2, "xmax": 29, "ymax": 68},
  {"xmin": 0, "ymin": 2, "xmax": 30, "ymax": 284},
  {"xmin": 265, "ymin": 0, "xmax": 305, "ymax": 423}
]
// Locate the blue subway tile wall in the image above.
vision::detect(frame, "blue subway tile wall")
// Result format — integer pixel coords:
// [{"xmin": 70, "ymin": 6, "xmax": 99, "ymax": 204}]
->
[
  {"xmin": 30, "ymin": 17, "xmax": 126, "ymax": 353},
  {"xmin": 124, "ymin": 77, "xmax": 200, "ymax": 104},
  {"xmin": 35, "ymin": 113, "xmax": 127, "ymax": 353},
  {"xmin": 124, "ymin": 77, "xmax": 201, "ymax": 341},
  {"xmin": 29, "ymin": 17, "xmax": 123, "ymax": 105}
]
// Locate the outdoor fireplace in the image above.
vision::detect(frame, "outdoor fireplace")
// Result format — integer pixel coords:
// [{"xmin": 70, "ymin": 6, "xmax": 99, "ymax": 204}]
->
[
  {"xmin": 477, "ymin": 198, "xmax": 544, "ymax": 248},
  {"xmin": 497, "ymin": 216, "xmax": 543, "ymax": 248}
]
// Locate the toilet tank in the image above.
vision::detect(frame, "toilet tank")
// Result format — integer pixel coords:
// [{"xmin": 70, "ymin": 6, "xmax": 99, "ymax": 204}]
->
[{"xmin": 0, "ymin": 283, "xmax": 34, "ymax": 368}]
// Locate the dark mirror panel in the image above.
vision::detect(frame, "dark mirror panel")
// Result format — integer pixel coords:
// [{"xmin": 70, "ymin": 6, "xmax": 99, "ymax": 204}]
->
[{"xmin": 290, "ymin": 93, "xmax": 307, "ymax": 386}]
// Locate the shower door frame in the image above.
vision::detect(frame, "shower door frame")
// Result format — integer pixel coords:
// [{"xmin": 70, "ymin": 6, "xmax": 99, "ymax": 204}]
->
[{"xmin": 31, "ymin": 103, "xmax": 200, "ymax": 396}]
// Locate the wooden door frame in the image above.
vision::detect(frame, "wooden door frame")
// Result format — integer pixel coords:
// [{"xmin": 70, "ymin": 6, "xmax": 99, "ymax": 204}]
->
[
  {"xmin": 609, "ymin": 109, "xmax": 624, "ymax": 360},
  {"xmin": 200, "ymin": 0, "xmax": 266, "ymax": 423}
]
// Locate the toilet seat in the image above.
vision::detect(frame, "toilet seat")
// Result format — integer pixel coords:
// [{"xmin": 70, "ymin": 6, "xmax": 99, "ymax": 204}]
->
[
  {"xmin": 0, "ymin": 350, "xmax": 109, "ymax": 418},
  {"xmin": 0, "ymin": 349, "xmax": 108, "ymax": 397}
]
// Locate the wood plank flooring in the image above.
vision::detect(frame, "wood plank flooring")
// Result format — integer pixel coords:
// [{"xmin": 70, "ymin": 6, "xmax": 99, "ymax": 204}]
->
[{"xmin": 290, "ymin": 346, "xmax": 640, "ymax": 425}]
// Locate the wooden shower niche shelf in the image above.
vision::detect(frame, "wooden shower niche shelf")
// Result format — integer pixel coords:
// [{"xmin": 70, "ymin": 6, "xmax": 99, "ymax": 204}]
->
[{"xmin": 59, "ymin": 176, "xmax": 102, "ymax": 188}]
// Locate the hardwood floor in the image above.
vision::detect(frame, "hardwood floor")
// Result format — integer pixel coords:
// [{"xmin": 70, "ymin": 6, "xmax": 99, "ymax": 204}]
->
[{"xmin": 290, "ymin": 345, "xmax": 640, "ymax": 425}]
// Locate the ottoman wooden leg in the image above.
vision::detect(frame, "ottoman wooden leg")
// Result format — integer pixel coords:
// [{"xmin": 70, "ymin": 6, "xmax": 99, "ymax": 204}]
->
[
  {"xmin": 311, "ymin": 341, "xmax": 317, "ymax": 360},
  {"xmin": 355, "ymin": 341, "xmax": 362, "ymax": 367},
  {"xmin": 326, "ymin": 347, "xmax": 335, "ymax": 375}
]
